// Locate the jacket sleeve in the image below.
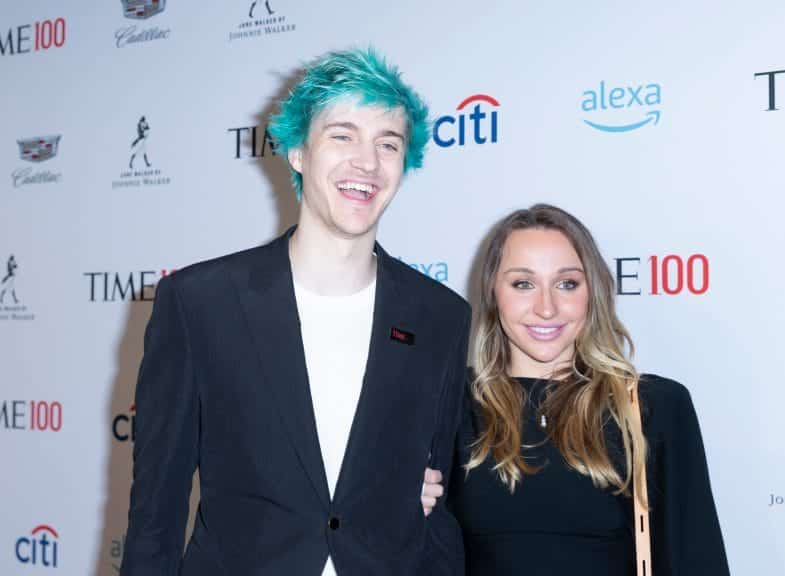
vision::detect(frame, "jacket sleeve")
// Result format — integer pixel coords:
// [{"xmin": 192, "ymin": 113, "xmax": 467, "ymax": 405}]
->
[
  {"xmin": 120, "ymin": 275, "xmax": 200, "ymax": 576},
  {"xmin": 418, "ymin": 304, "xmax": 471, "ymax": 576},
  {"xmin": 650, "ymin": 381, "xmax": 730, "ymax": 576}
]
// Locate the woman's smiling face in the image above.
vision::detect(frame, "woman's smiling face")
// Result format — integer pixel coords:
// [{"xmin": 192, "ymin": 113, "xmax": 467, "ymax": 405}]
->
[{"xmin": 494, "ymin": 228, "xmax": 589, "ymax": 378}]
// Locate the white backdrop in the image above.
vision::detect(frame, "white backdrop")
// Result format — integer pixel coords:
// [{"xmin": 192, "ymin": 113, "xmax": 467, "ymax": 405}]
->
[{"xmin": 2, "ymin": 1, "xmax": 784, "ymax": 574}]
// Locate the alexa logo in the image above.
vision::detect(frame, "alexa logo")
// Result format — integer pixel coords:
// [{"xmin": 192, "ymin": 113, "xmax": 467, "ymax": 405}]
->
[
  {"xmin": 116, "ymin": 0, "xmax": 170, "ymax": 48},
  {"xmin": 15, "ymin": 525, "xmax": 59, "ymax": 568},
  {"xmin": 581, "ymin": 81, "xmax": 662, "ymax": 133},
  {"xmin": 433, "ymin": 94, "xmax": 499, "ymax": 148},
  {"xmin": 399, "ymin": 258, "xmax": 448, "ymax": 284},
  {"xmin": 12, "ymin": 135, "xmax": 63, "ymax": 187}
]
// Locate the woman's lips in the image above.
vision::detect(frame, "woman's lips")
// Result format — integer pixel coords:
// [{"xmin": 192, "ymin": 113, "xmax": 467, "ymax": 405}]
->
[{"xmin": 525, "ymin": 324, "xmax": 566, "ymax": 341}]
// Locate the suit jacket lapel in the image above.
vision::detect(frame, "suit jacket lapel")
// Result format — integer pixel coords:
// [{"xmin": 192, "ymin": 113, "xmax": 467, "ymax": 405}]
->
[
  {"xmin": 232, "ymin": 229, "xmax": 331, "ymax": 508},
  {"xmin": 333, "ymin": 244, "xmax": 419, "ymax": 504}
]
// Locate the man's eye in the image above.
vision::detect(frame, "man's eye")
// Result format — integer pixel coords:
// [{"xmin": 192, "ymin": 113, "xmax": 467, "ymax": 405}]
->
[
  {"xmin": 379, "ymin": 142, "xmax": 399, "ymax": 152},
  {"xmin": 331, "ymin": 134, "xmax": 351, "ymax": 142}
]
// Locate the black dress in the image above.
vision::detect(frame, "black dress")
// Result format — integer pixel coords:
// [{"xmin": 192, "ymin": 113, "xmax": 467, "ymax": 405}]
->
[{"xmin": 447, "ymin": 374, "xmax": 730, "ymax": 576}]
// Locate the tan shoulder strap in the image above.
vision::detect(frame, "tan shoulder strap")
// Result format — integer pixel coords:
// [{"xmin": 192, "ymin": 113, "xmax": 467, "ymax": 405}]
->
[{"xmin": 630, "ymin": 384, "xmax": 653, "ymax": 576}]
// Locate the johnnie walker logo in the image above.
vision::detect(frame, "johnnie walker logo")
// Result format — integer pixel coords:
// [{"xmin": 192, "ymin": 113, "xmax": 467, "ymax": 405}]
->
[
  {"xmin": 229, "ymin": 0, "xmax": 296, "ymax": 42},
  {"xmin": 0, "ymin": 255, "xmax": 34, "ymax": 321},
  {"xmin": 11, "ymin": 135, "xmax": 63, "ymax": 188},
  {"xmin": 115, "ymin": 0, "xmax": 171, "ymax": 48},
  {"xmin": 112, "ymin": 116, "xmax": 171, "ymax": 189}
]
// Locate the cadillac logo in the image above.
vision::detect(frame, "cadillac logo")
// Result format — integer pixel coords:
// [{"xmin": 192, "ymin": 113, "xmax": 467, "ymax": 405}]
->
[
  {"xmin": 122, "ymin": 0, "xmax": 166, "ymax": 20},
  {"xmin": 17, "ymin": 136, "xmax": 61, "ymax": 163}
]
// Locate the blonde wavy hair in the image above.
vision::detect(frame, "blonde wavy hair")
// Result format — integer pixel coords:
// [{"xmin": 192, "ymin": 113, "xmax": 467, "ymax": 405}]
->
[{"xmin": 467, "ymin": 204, "xmax": 647, "ymax": 504}]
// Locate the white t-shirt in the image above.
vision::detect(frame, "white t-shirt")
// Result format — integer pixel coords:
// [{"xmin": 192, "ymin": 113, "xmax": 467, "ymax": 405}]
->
[{"xmin": 293, "ymin": 278, "xmax": 376, "ymax": 576}]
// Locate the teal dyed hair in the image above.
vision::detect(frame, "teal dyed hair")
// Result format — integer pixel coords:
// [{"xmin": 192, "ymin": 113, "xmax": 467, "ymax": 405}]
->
[{"xmin": 268, "ymin": 47, "xmax": 429, "ymax": 198}]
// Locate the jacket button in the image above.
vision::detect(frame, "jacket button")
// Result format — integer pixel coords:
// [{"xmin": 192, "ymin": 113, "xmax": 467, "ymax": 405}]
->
[{"xmin": 328, "ymin": 516, "xmax": 340, "ymax": 530}]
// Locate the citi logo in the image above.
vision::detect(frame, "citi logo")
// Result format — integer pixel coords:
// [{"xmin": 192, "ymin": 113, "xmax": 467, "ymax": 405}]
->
[
  {"xmin": 112, "ymin": 404, "xmax": 136, "ymax": 442},
  {"xmin": 84, "ymin": 269, "xmax": 177, "ymax": 302},
  {"xmin": 15, "ymin": 525, "xmax": 59, "ymax": 567},
  {"xmin": 581, "ymin": 81, "xmax": 661, "ymax": 133},
  {"xmin": 433, "ymin": 94, "xmax": 499, "ymax": 148}
]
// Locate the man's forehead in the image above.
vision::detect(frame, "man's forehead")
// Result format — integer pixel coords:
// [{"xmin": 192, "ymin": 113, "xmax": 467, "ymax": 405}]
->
[{"xmin": 311, "ymin": 99, "xmax": 407, "ymax": 133}]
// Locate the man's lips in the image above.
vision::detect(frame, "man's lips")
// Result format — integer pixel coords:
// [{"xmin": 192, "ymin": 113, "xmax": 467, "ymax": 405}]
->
[{"xmin": 525, "ymin": 324, "xmax": 566, "ymax": 341}]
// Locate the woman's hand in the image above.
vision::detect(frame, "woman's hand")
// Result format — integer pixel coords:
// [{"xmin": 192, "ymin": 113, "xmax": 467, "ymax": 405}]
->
[{"xmin": 421, "ymin": 467, "xmax": 444, "ymax": 516}]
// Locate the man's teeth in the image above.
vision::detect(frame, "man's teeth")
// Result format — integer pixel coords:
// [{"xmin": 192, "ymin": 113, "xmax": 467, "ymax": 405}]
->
[{"xmin": 338, "ymin": 182, "xmax": 375, "ymax": 194}]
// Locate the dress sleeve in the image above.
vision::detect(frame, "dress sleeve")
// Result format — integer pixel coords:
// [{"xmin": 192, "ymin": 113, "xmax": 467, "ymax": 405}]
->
[{"xmin": 649, "ymin": 380, "xmax": 730, "ymax": 575}]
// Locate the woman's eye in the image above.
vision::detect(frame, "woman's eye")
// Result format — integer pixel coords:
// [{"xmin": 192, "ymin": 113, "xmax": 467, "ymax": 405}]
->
[
  {"xmin": 512, "ymin": 280, "xmax": 534, "ymax": 289},
  {"xmin": 557, "ymin": 279, "xmax": 579, "ymax": 290}
]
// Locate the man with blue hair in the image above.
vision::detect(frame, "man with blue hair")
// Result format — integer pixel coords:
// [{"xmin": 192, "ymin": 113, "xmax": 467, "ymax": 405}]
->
[{"xmin": 121, "ymin": 48, "xmax": 469, "ymax": 575}]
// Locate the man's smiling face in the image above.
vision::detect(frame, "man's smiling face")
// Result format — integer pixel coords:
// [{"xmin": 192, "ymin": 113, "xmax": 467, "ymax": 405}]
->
[{"xmin": 289, "ymin": 99, "xmax": 407, "ymax": 241}]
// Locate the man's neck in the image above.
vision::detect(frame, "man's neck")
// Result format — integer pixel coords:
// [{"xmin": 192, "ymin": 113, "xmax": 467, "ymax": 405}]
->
[{"xmin": 289, "ymin": 217, "xmax": 377, "ymax": 297}]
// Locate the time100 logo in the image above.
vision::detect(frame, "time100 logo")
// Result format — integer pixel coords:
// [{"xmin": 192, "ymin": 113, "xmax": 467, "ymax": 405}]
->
[
  {"xmin": 615, "ymin": 254, "xmax": 709, "ymax": 296},
  {"xmin": 0, "ymin": 400, "xmax": 63, "ymax": 431}
]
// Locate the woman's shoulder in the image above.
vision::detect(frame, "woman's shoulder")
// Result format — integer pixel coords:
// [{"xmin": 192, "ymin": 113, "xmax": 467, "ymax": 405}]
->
[
  {"xmin": 638, "ymin": 373, "xmax": 692, "ymax": 404},
  {"xmin": 638, "ymin": 373, "xmax": 699, "ymax": 438}
]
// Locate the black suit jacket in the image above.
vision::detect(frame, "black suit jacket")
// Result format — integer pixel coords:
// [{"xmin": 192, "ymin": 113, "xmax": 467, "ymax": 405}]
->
[{"xmin": 120, "ymin": 229, "xmax": 470, "ymax": 575}]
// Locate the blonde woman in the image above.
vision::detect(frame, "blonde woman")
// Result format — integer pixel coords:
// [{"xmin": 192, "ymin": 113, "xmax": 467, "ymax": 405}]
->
[{"xmin": 433, "ymin": 205, "xmax": 729, "ymax": 575}]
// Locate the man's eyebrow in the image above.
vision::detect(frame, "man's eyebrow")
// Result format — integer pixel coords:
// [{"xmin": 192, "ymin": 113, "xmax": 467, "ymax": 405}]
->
[
  {"xmin": 379, "ymin": 129, "xmax": 405, "ymax": 140},
  {"xmin": 322, "ymin": 123, "xmax": 405, "ymax": 141},
  {"xmin": 322, "ymin": 121, "xmax": 359, "ymax": 132}
]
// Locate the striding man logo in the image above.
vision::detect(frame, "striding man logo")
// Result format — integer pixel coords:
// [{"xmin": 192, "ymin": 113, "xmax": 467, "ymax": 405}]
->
[
  {"xmin": 249, "ymin": 0, "xmax": 275, "ymax": 18},
  {"xmin": 129, "ymin": 116, "xmax": 151, "ymax": 169},
  {"xmin": 0, "ymin": 255, "xmax": 19, "ymax": 305}
]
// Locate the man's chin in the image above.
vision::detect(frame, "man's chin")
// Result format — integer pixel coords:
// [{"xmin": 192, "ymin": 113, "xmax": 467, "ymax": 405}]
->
[
  {"xmin": 325, "ymin": 223, "xmax": 372, "ymax": 242},
  {"xmin": 334, "ymin": 217, "xmax": 381, "ymax": 239}
]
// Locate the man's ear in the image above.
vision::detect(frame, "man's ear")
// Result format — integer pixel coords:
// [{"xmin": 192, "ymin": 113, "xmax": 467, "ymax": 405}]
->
[{"xmin": 288, "ymin": 148, "xmax": 303, "ymax": 174}]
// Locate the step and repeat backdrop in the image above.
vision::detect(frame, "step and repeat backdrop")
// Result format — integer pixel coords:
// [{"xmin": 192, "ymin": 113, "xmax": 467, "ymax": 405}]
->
[{"xmin": 2, "ymin": 0, "xmax": 784, "ymax": 574}]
